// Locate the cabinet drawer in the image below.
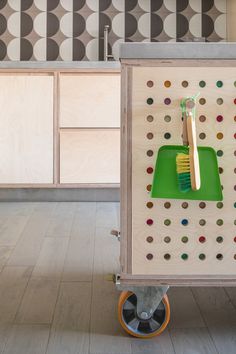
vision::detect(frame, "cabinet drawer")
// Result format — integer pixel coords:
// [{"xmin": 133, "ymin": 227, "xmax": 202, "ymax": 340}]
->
[
  {"xmin": 60, "ymin": 74, "xmax": 120, "ymax": 128},
  {"xmin": 60, "ymin": 129, "xmax": 120, "ymax": 184}
]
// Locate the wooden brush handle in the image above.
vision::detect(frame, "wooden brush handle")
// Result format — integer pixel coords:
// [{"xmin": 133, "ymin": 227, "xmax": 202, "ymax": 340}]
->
[{"xmin": 187, "ymin": 113, "xmax": 201, "ymax": 190}]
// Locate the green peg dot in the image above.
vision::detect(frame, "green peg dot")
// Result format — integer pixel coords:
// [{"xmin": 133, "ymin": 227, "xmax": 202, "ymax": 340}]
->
[
  {"xmin": 181, "ymin": 253, "xmax": 188, "ymax": 260},
  {"xmin": 181, "ymin": 236, "xmax": 188, "ymax": 243},
  {"xmin": 199, "ymin": 80, "xmax": 206, "ymax": 88},
  {"xmin": 216, "ymin": 80, "xmax": 223, "ymax": 88},
  {"xmin": 146, "ymin": 97, "xmax": 154, "ymax": 105}
]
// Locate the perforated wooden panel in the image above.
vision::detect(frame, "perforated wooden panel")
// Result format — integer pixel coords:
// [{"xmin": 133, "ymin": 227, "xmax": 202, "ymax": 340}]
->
[{"xmin": 131, "ymin": 65, "xmax": 236, "ymax": 276}]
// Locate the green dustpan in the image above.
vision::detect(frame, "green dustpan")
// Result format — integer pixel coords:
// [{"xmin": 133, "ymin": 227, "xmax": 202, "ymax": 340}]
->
[{"xmin": 151, "ymin": 145, "xmax": 223, "ymax": 201}]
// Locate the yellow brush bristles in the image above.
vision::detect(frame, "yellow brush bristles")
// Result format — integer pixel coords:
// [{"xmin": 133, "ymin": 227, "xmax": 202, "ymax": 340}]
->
[{"xmin": 176, "ymin": 153, "xmax": 190, "ymax": 174}]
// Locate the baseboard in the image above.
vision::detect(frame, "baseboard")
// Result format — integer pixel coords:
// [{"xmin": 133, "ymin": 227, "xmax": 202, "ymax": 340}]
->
[{"xmin": 0, "ymin": 188, "xmax": 120, "ymax": 202}]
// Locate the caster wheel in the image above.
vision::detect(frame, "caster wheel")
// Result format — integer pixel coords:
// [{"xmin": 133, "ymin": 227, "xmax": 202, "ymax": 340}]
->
[{"xmin": 118, "ymin": 291, "xmax": 170, "ymax": 338}]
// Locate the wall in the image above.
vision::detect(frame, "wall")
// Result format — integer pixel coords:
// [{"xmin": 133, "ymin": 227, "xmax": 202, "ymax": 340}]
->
[{"xmin": 0, "ymin": 0, "xmax": 227, "ymax": 61}]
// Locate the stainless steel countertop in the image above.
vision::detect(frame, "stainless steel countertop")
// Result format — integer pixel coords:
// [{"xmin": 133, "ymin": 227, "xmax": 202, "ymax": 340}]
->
[
  {"xmin": 119, "ymin": 42, "xmax": 236, "ymax": 59},
  {"xmin": 0, "ymin": 61, "xmax": 121, "ymax": 70}
]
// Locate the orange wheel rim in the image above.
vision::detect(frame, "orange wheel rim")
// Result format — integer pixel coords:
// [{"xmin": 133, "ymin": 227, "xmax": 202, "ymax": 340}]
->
[{"xmin": 118, "ymin": 291, "xmax": 170, "ymax": 338}]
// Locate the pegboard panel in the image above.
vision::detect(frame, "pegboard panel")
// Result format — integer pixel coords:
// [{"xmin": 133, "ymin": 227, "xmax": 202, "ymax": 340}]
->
[{"xmin": 131, "ymin": 66, "xmax": 236, "ymax": 276}]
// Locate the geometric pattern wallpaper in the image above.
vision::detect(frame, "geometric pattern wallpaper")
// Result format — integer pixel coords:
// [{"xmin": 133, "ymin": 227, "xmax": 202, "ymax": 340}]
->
[{"xmin": 0, "ymin": 0, "xmax": 227, "ymax": 61}]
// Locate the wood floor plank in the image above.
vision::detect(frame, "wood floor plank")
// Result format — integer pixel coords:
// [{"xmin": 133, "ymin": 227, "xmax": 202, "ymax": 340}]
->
[
  {"xmin": 192, "ymin": 287, "xmax": 236, "ymax": 354},
  {"xmin": 0, "ymin": 247, "xmax": 13, "ymax": 273},
  {"xmin": 0, "ymin": 215, "xmax": 31, "ymax": 247},
  {"xmin": 62, "ymin": 203, "xmax": 96, "ymax": 282},
  {"xmin": 170, "ymin": 328, "xmax": 218, "ymax": 354},
  {"xmin": 225, "ymin": 287, "xmax": 236, "ymax": 309},
  {"xmin": 0, "ymin": 324, "xmax": 11, "ymax": 353},
  {"xmin": 15, "ymin": 278, "xmax": 60, "ymax": 324},
  {"xmin": 0, "ymin": 203, "xmax": 37, "ymax": 217},
  {"xmin": 207, "ymin": 325, "xmax": 236, "ymax": 354},
  {"xmin": 45, "ymin": 202, "xmax": 76, "ymax": 238},
  {"xmin": 3, "ymin": 325, "xmax": 50, "ymax": 354},
  {"xmin": 90, "ymin": 226, "xmax": 131, "ymax": 354},
  {"xmin": 7, "ymin": 204, "xmax": 56, "ymax": 266},
  {"xmin": 95, "ymin": 202, "xmax": 119, "ymax": 229},
  {"xmin": 131, "ymin": 331, "xmax": 175, "ymax": 354},
  {"xmin": 0, "ymin": 266, "xmax": 32, "ymax": 323},
  {"xmin": 168, "ymin": 287, "xmax": 205, "ymax": 329},
  {"xmin": 46, "ymin": 282, "xmax": 91, "ymax": 354},
  {"xmin": 192, "ymin": 287, "xmax": 236, "ymax": 327},
  {"xmin": 32, "ymin": 238, "xmax": 69, "ymax": 280}
]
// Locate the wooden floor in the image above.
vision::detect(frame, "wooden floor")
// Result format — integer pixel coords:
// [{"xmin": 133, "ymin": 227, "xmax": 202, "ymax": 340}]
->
[{"xmin": 0, "ymin": 202, "xmax": 235, "ymax": 354}]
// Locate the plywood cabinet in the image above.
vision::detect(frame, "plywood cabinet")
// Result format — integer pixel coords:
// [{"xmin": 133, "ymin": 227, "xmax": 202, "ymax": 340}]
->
[
  {"xmin": 0, "ymin": 74, "xmax": 54, "ymax": 184},
  {"xmin": 60, "ymin": 129, "xmax": 120, "ymax": 184},
  {"xmin": 0, "ymin": 69, "xmax": 120, "ymax": 188},
  {"xmin": 60, "ymin": 74, "xmax": 120, "ymax": 127},
  {"xmin": 227, "ymin": 0, "xmax": 236, "ymax": 41}
]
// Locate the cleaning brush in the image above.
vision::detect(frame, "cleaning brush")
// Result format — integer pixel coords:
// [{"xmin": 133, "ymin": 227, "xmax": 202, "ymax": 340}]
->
[
  {"xmin": 176, "ymin": 112, "xmax": 201, "ymax": 192},
  {"xmin": 176, "ymin": 152, "xmax": 191, "ymax": 192}
]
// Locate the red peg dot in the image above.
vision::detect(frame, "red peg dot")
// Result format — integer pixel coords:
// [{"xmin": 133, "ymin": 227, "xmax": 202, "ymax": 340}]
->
[
  {"xmin": 199, "ymin": 236, "xmax": 206, "ymax": 243},
  {"xmin": 146, "ymin": 219, "xmax": 153, "ymax": 226},
  {"xmin": 146, "ymin": 167, "xmax": 153, "ymax": 174},
  {"xmin": 234, "ymin": 98, "xmax": 236, "ymax": 105},
  {"xmin": 234, "ymin": 236, "xmax": 236, "ymax": 243},
  {"xmin": 234, "ymin": 133, "xmax": 236, "ymax": 139},
  {"xmin": 216, "ymin": 115, "xmax": 223, "ymax": 122}
]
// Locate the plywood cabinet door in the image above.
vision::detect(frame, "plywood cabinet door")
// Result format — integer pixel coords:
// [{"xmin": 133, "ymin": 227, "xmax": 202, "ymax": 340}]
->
[
  {"xmin": 60, "ymin": 129, "xmax": 120, "ymax": 184},
  {"xmin": 60, "ymin": 74, "xmax": 120, "ymax": 127},
  {"xmin": 0, "ymin": 75, "xmax": 54, "ymax": 184},
  {"xmin": 227, "ymin": 0, "xmax": 236, "ymax": 40}
]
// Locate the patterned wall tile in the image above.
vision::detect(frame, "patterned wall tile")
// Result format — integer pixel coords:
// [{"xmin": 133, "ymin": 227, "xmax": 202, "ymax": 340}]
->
[
  {"xmin": 0, "ymin": 0, "xmax": 227, "ymax": 61},
  {"xmin": 177, "ymin": 0, "xmax": 202, "ymax": 41}
]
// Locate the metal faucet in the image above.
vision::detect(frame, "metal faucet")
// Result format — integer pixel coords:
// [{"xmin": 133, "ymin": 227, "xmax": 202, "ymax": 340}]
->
[{"xmin": 103, "ymin": 25, "xmax": 114, "ymax": 61}]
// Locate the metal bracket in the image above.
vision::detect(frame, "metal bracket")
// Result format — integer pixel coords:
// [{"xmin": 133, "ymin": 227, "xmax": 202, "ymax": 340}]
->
[
  {"xmin": 116, "ymin": 275, "xmax": 169, "ymax": 320},
  {"xmin": 110, "ymin": 229, "xmax": 120, "ymax": 241}
]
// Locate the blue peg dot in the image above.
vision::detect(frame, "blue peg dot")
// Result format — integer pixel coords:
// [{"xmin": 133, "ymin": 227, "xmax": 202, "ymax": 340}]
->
[{"xmin": 181, "ymin": 219, "xmax": 188, "ymax": 226}]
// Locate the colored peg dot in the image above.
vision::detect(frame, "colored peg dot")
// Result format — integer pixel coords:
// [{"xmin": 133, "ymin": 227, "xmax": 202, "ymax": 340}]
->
[
  {"xmin": 164, "ymin": 219, "xmax": 171, "ymax": 226},
  {"xmin": 199, "ymin": 253, "xmax": 206, "ymax": 260},
  {"xmin": 164, "ymin": 97, "xmax": 171, "ymax": 105},
  {"xmin": 181, "ymin": 236, "xmax": 189, "ymax": 243},
  {"xmin": 164, "ymin": 253, "xmax": 171, "ymax": 260},
  {"xmin": 147, "ymin": 80, "xmax": 154, "ymax": 88},
  {"xmin": 216, "ymin": 253, "xmax": 223, "ymax": 260},
  {"xmin": 164, "ymin": 132, "xmax": 171, "ymax": 139},
  {"xmin": 181, "ymin": 253, "xmax": 188, "ymax": 260},
  {"xmin": 147, "ymin": 98, "xmax": 153, "ymax": 105},
  {"xmin": 146, "ymin": 167, "xmax": 153, "ymax": 174},
  {"xmin": 216, "ymin": 80, "xmax": 223, "ymax": 88},
  {"xmin": 216, "ymin": 236, "xmax": 223, "ymax": 243},
  {"xmin": 164, "ymin": 80, "xmax": 171, "ymax": 88},
  {"xmin": 216, "ymin": 115, "xmax": 223, "ymax": 122},
  {"xmin": 164, "ymin": 202, "xmax": 171, "ymax": 209},
  {"xmin": 181, "ymin": 219, "xmax": 188, "ymax": 226},
  {"xmin": 199, "ymin": 80, "xmax": 206, "ymax": 88},
  {"xmin": 199, "ymin": 236, "xmax": 206, "ymax": 243},
  {"xmin": 146, "ymin": 219, "xmax": 153, "ymax": 226},
  {"xmin": 146, "ymin": 253, "xmax": 153, "ymax": 260},
  {"xmin": 146, "ymin": 236, "xmax": 153, "ymax": 243},
  {"xmin": 146, "ymin": 201, "xmax": 153, "ymax": 209}
]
